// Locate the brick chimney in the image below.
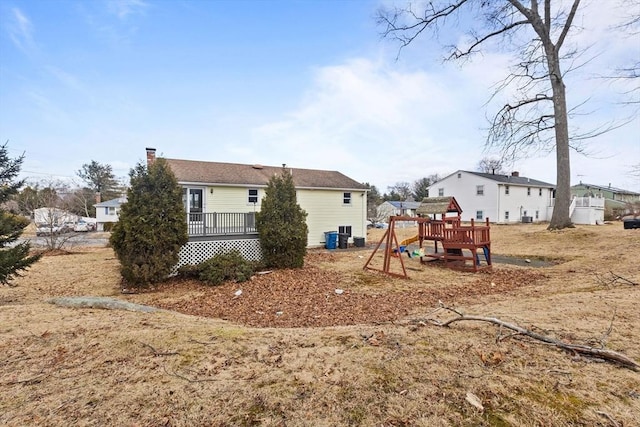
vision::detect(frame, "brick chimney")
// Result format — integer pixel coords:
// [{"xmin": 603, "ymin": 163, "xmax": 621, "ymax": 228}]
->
[
  {"xmin": 146, "ymin": 147, "xmax": 156, "ymax": 166},
  {"xmin": 511, "ymin": 171, "xmax": 520, "ymax": 177}
]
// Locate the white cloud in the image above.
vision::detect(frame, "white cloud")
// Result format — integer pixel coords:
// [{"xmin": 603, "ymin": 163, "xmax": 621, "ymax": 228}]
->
[
  {"xmin": 106, "ymin": 0, "xmax": 148, "ymax": 20},
  {"xmin": 247, "ymin": 57, "xmax": 493, "ymax": 192},
  {"xmin": 7, "ymin": 7, "xmax": 36, "ymax": 53}
]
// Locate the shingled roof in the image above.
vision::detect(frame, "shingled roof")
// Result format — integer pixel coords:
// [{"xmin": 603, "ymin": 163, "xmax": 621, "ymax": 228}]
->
[
  {"xmin": 416, "ymin": 196, "xmax": 462, "ymax": 216},
  {"xmin": 163, "ymin": 158, "xmax": 367, "ymax": 190},
  {"xmin": 466, "ymin": 171, "xmax": 555, "ymax": 187}
]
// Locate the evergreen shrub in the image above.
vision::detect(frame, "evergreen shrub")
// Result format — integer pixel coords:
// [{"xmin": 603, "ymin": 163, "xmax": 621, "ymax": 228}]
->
[
  {"xmin": 177, "ymin": 250, "xmax": 254, "ymax": 286},
  {"xmin": 110, "ymin": 159, "xmax": 188, "ymax": 287},
  {"xmin": 255, "ymin": 168, "xmax": 308, "ymax": 268}
]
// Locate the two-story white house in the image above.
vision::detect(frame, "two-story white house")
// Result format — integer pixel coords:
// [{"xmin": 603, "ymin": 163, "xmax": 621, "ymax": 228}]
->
[
  {"xmin": 94, "ymin": 197, "xmax": 127, "ymax": 231},
  {"xmin": 428, "ymin": 170, "xmax": 556, "ymax": 223}
]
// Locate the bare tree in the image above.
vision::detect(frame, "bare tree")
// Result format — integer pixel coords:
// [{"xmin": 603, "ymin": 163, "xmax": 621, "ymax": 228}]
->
[
  {"xmin": 378, "ymin": 0, "xmax": 586, "ymax": 229},
  {"xmin": 476, "ymin": 157, "xmax": 507, "ymax": 175},
  {"xmin": 387, "ymin": 182, "xmax": 413, "ymax": 201},
  {"xmin": 615, "ymin": 0, "xmax": 640, "ymax": 87},
  {"xmin": 27, "ymin": 180, "xmax": 80, "ymax": 251}
]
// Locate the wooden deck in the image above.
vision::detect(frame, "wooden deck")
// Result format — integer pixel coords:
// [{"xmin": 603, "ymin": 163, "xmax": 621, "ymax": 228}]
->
[{"xmin": 187, "ymin": 212, "xmax": 258, "ymax": 241}]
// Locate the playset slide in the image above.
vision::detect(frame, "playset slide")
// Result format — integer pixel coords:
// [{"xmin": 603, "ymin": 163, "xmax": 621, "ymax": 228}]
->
[{"xmin": 400, "ymin": 235, "xmax": 419, "ymax": 246}]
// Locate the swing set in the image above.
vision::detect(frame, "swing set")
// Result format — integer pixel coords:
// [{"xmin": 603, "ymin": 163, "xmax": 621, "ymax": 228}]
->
[{"xmin": 363, "ymin": 197, "xmax": 492, "ymax": 278}]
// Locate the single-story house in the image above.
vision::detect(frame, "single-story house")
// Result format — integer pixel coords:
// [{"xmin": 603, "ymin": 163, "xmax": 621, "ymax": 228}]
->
[
  {"xmin": 94, "ymin": 197, "xmax": 127, "ymax": 231},
  {"xmin": 428, "ymin": 170, "xmax": 556, "ymax": 223},
  {"xmin": 147, "ymin": 148, "xmax": 368, "ymax": 250},
  {"xmin": 377, "ymin": 200, "xmax": 422, "ymax": 218},
  {"xmin": 376, "ymin": 200, "xmax": 422, "ymax": 228}
]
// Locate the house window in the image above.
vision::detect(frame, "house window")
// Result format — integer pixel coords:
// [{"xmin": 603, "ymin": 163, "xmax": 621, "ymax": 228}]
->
[
  {"xmin": 183, "ymin": 188, "xmax": 204, "ymax": 218},
  {"xmin": 107, "ymin": 207, "xmax": 116, "ymax": 215},
  {"xmin": 248, "ymin": 189, "xmax": 258, "ymax": 204},
  {"xmin": 476, "ymin": 185, "xmax": 484, "ymax": 196},
  {"xmin": 438, "ymin": 188, "xmax": 444, "ymax": 197},
  {"xmin": 476, "ymin": 210, "xmax": 483, "ymax": 220},
  {"xmin": 505, "ymin": 211, "xmax": 510, "ymax": 221},
  {"xmin": 457, "ymin": 173, "xmax": 462, "ymax": 178},
  {"xmin": 523, "ymin": 210, "xmax": 528, "ymax": 216},
  {"xmin": 338, "ymin": 225, "xmax": 352, "ymax": 237},
  {"xmin": 527, "ymin": 187, "xmax": 531, "ymax": 196},
  {"xmin": 539, "ymin": 188, "xmax": 543, "ymax": 196},
  {"xmin": 535, "ymin": 210, "xmax": 539, "ymax": 219},
  {"xmin": 505, "ymin": 185, "xmax": 510, "ymax": 195},
  {"xmin": 343, "ymin": 192, "xmax": 351, "ymax": 204}
]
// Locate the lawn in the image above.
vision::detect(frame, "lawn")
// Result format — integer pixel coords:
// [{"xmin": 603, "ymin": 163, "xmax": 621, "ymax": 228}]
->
[{"xmin": 1, "ymin": 223, "xmax": 639, "ymax": 426}]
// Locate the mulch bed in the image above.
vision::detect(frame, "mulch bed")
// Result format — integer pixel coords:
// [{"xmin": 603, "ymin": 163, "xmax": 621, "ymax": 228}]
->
[{"xmin": 138, "ymin": 255, "xmax": 547, "ymax": 328}]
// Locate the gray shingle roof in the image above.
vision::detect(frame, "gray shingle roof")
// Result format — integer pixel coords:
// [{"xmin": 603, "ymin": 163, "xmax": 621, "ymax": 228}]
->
[
  {"xmin": 163, "ymin": 158, "xmax": 367, "ymax": 190},
  {"xmin": 94, "ymin": 197, "xmax": 126, "ymax": 207},
  {"xmin": 572, "ymin": 182, "xmax": 640, "ymax": 196},
  {"xmin": 466, "ymin": 171, "xmax": 555, "ymax": 187}
]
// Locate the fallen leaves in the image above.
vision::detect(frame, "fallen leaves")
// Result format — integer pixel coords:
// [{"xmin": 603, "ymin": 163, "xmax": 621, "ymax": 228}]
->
[{"xmin": 137, "ymin": 254, "xmax": 548, "ymax": 328}]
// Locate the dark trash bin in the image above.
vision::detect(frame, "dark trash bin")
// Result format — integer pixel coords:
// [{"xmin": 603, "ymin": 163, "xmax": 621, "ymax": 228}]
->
[
  {"xmin": 623, "ymin": 219, "xmax": 640, "ymax": 229},
  {"xmin": 338, "ymin": 233, "xmax": 349, "ymax": 249},
  {"xmin": 324, "ymin": 231, "xmax": 338, "ymax": 249},
  {"xmin": 353, "ymin": 237, "xmax": 365, "ymax": 247}
]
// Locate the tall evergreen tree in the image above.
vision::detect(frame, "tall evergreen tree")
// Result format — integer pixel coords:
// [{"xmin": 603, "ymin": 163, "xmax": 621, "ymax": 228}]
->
[
  {"xmin": 0, "ymin": 143, "xmax": 41, "ymax": 285},
  {"xmin": 256, "ymin": 168, "xmax": 308, "ymax": 269},
  {"xmin": 77, "ymin": 160, "xmax": 120, "ymax": 215},
  {"xmin": 110, "ymin": 158, "xmax": 188, "ymax": 287}
]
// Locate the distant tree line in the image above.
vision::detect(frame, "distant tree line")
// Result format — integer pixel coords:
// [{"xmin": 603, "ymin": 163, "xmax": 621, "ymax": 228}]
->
[{"xmin": 8, "ymin": 160, "xmax": 126, "ymax": 219}]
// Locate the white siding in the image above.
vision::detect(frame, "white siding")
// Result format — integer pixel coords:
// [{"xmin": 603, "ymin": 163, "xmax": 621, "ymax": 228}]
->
[
  {"xmin": 427, "ymin": 171, "xmax": 554, "ymax": 223},
  {"xmin": 496, "ymin": 185, "xmax": 553, "ymax": 222},
  {"xmin": 428, "ymin": 172, "xmax": 498, "ymax": 222}
]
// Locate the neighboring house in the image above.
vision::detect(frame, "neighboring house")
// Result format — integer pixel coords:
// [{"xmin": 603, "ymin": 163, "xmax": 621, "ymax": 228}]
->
[
  {"xmin": 377, "ymin": 200, "xmax": 422, "ymax": 228},
  {"xmin": 428, "ymin": 170, "xmax": 556, "ymax": 223},
  {"xmin": 94, "ymin": 197, "xmax": 127, "ymax": 231},
  {"xmin": 146, "ymin": 148, "xmax": 368, "ymax": 251},
  {"xmin": 571, "ymin": 182, "xmax": 640, "ymax": 218},
  {"xmin": 377, "ymin": 200, "xmax": 421, "ymax": 218}
]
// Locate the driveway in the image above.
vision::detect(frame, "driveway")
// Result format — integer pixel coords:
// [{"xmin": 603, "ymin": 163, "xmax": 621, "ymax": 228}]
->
[{"xmin": 20, "ymin": 232, "xmax": 111, "ymax": 249}]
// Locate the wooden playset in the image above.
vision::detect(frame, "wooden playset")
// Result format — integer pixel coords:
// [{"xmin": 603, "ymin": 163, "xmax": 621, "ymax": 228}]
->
[{"xmin": 363, "ymin": 197, "xmax": 492, "ymax": 278}]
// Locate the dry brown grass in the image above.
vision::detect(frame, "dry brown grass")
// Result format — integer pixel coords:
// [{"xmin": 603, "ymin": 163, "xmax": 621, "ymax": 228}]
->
[{"xmin": 1, "ymin": 223, "xmax": 639, "ymax": 426}]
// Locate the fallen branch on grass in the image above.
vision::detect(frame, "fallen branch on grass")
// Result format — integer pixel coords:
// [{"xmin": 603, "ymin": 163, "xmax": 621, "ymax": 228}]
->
[
  {"xmin": 139, "ymin": 341, "xmax": 179, "ymax": 357},
  {"xmin": 421, "ymin": 305, "xmax": 639, "ymax": 371},
  {"xmin": 595, "ymin": 271, "xmax": 639, "ymax": 287}
]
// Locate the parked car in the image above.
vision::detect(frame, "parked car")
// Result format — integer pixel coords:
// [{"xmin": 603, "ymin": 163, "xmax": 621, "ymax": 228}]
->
[
  {"xmin": 73, "ymin": 220, "xmax": 96, "ymax": 232},
  {"xmin": 36, "ymin": 225, "xmax": 64, "ymax": 236}
]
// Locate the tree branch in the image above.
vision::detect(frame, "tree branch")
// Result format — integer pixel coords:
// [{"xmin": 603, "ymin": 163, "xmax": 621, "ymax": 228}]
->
[
  {"xmin": 423, "ymin": 306, "xmax": 639, "ymax": 371},
  {"xmin": 556, "ymin": 0, "xmax": 581, "ymax": 51},
  {"xmin": 451, "ymin": 20, "xmax": 529, "ymax": 59}
]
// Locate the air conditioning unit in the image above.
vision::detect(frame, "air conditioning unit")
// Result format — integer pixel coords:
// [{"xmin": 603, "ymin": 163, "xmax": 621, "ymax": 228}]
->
[{"xmin": 522, "ymin": 216, "xmax": 533, "ymax": 223}]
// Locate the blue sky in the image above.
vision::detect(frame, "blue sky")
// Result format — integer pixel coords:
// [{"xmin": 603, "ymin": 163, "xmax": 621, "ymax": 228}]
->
[{"xmin": 1, "ymin": 0, "xmax": 639, "ymax": 194}]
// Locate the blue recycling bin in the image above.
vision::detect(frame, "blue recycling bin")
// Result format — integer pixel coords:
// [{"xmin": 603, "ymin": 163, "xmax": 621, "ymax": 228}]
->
[{"xmin": 324, "ymin": 231, "xmax": 338, "ymax": 249}]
